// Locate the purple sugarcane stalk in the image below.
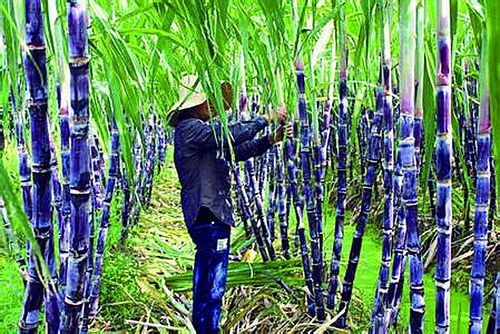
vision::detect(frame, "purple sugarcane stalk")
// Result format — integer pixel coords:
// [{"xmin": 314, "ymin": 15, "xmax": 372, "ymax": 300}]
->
[
  {"xmin": 239, "ymin": 91, "xmax": 276, "ymax": 261},
  {"xmin": 399, "ymin": 1, "xmax": 426, "ymax": 332},
  {"xmin": 371, "ymin": 3, "xmax": 394, "ymax": 329},
  {"xmin": 59, "ymin": 0, "xmax": 91, "ymax": 331},
  {"xmin": 276, "ymin": 144, "xmax": 290, "ymax": 259},
  {"xmin": 321, "ymin": 100, "xmax": 332, "ymax": 185},
  {"xmin": 79, "ymin": 190, "xmax": 95, "ymax": 334},
  {"xmin": 292, "ymin": 114, "xmax": 301, "ymax": 251},
  {"xmin": 119, "ymin": 163, "xmax": 131, "ymax": 244},
  {"xmin": 468, "ymin": 27, "xmax": 490, "ymax": 334},
  {"xmin": 144, "ymin": 114, "xmax": 157, "ymax": 205},
  {"xmin": 236, "ymin": 166, "xmax": 268, "ymax": 260},
  {"xmin": 386, "ymin": 153, "xmax": 407, "ymax": 327},
  {"xmin": 266, "ymin": 146, "xmax": 277, "ymax": 241},
  {"xmin": 414, "ymin": 0, "xmax": 425, "ymax": 170},
  {"xmin": 435, "ymin": 1, "xmax": 452, "ymax": 332},
  {"xmin": 285, "ymin": 120, "xmax": 315, "ymax": 316},
  {"xmin": 89, "ymin": 119, "xmax": 120, "ymax": 318},
  {"xmin": 80, "ymin": 136, "xmax": 106, "ymax": 332},
  {"xmin": 240, "ymin": 92, "xmax": 275, "ymax": 261},
  {"xmin": 94, "ymin": 134, "xmax": 107, "ymax": 190},
  {"xmin": 131, "ymin": 130, "xmax": 142, "ymax": 227},
  {"xmin": 45, "ymin": 135, "xmax": 62, "ymax": 334},
  {"xmin": 486, "ymin": 272, "xmax": 499, "ymax": 332},
  {"xmin": 312, "ymin": 141, "xmax": 325, "ymax": 282},
  {"xmin": 320, "ymin": 30, "xmax": 334, "ymax": 185},
  {"xmin": 258, "ymin": 142, "xmax": 269, "ymax": 199},
  {"xmin": 19, "ymin": 1, "xmax": 55, "ymax": 332},
  {"xmin": 233, "ymin": 76, "xmax": 250, "ymax": 237},
  {"xmin": 296, "ymin": 57, "xmax": 325, "ymax": 320},
  {"xmin": 335, "ymin": 71, "xmax": 384, "ymax": 329},
  {"xmin": 489, "ymin": 156, "xmax": 496, "ymax": 236},
  {"xmin": 236, "ymin": 70, "xmax": 267, "ymax": 257},
  {"xmin": 245, "ymin": 157, "xmax": 276, "ymax": 260},
  {"xmin": 90, "ymin": 139, "xmax": 104, "ymax": 210},
  {"xmin": 58, "ymin": 90, "xmax": 71, "ymax": 300},
  {"xmin": 326, "ymin": 11, "xmax": 348, "ymax": 309},
  {"xmin": 234, "ymin": 170, "xmax": 251, "ymax": 237}
]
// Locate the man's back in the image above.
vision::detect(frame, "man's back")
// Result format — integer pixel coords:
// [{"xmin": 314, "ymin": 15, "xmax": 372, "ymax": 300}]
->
[{"xmin": 174, "ymin": 118, "xmax": 233, "ymax": 228}]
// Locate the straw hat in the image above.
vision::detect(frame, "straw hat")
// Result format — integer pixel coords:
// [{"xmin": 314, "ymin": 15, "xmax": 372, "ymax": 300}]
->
[{"xmin": 167, "ymin": 75, "xmax": 207, "ymax": 126}]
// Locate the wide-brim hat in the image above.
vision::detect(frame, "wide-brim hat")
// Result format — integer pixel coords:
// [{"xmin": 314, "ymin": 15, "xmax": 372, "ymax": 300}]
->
[{"xmin": 167, "ymin": 75, "xmax": 207, "ymax": 127}]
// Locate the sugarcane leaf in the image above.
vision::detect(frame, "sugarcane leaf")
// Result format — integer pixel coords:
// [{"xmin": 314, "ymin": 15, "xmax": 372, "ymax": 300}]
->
[
  {"xmin": 466, "ymin": 0, "xmax": 485, "ymax": 20},
  {"xmin": 0, "ymin": 162, "xmax": 51, "ymax": 284},
  {"xmin": 467, "ymin": 1, "xmax": 483, "ymax": 49},
  {"xmin": 450, "ymin": 0, "xmax": 458, "ymax": 48},
  {"xmin": 90, "ymin": 93, "xmax": 110, "ymax": 156},
  {"xmin": 311, "ymin": 21, "xmax": 333, "ymax": 70},
  {"xmin": 0, "ymin": 1, "xmax": 23, "ymax": 108},
  {"xmin": 451, "ymin": 107, "xmax": 472, "ymax": 209},
  {"xmin": 420, "ymin": 38, "xmax": 437, "ymax": 197},
  {"xmin": 353, "ymin": 23, "xmax": 366, "ymax": 79},
  {"xmin": 486, "ymin": 0, "xmax": 500, "ymax": 207}
]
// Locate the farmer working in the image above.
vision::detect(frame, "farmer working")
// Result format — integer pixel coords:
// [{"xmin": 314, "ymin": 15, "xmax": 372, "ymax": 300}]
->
[{"xmin": 168, "ymin": 75, "xmax": 291, "ymax": 333}]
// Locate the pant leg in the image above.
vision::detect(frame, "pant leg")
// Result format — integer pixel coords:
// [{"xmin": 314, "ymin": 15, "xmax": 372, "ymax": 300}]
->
[{"xmin": 189, "ymin": 221, "xmax": 230, "ymax": 334}]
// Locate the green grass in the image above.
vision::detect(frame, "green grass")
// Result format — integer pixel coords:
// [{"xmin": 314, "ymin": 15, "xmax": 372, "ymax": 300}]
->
[{"xmin": 0, "ymin": 256, "xmax": 25, "ymax": 333}]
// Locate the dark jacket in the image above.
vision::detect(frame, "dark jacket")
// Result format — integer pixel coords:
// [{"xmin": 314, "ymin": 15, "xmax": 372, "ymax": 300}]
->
[{"xmin": 174, "ymin": 117, "xmax": 271, "ymax": 228}]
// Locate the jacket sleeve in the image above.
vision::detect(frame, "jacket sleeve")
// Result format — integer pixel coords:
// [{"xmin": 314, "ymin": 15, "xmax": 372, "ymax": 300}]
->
[
  {"xmin": 235, "ymin": 135, "xmax": 273, "ymax": 162},
  {"xmin": 185, "ymin": 117, "xmax": 268, "ymax": 150}
]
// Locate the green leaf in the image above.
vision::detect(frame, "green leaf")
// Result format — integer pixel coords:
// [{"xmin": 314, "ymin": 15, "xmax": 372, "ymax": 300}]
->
[{"xmin": 420, "ymin": 38, "xmax": 437, "ymax": 198}]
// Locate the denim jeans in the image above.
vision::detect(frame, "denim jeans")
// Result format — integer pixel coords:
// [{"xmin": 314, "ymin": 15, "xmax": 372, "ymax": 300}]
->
[{"xmin": 188, "ymin": 219, "xmax": 230, "ymax": 334}]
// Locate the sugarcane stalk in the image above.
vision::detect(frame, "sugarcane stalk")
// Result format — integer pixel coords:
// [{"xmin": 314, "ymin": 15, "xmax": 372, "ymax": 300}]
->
[
  {"xmin": 486, "ymin": 272, "xmax": 499, "ymax": 333},
  {"xmin": 58, "ymin": 85, "xmax": 71, "ymax": 300},
  {"xmin": 80, "ymin": 135, "xmax": 106, "ymax": 332},
  {"xmin": 59, "ymin": 0, "xmax": 91, "ymax": 331},
  {"xmin": 385, "ymin": 152, "xmax": 407, "ymax": 327},
  {"xmin": 240, "ymin": 92, "xmax": 275, "ymax": 261},
  {"xmin": 94, "ymin": 134, "xmax": 107, "ymax": 190},
  {"xmin": 89, "ymin": 119, "xmax": 120, "ymax": 318},
  {"xmin": 285, "ymin": 117, "xmax": 315, "ymax": 316},
  {"xmin": 489, "ymin": 156, "xmax": 496, "ymax": 236},
  {"xmin": 468, "ymin": 26, "xmax": 490, "ymax": 334},
  {"xmin": 245, "ymin": 157, "xmax": 276, "ymax": 260},
  {"xmin": 267, "ymin": 146, "xmax": 277, "ymax": 241},
  {"xmin": 326, "ymin": 5, "xmax": 348, "ymax": 309},
  {"xmin": 236, "ymin": 57, "xmax": 269, "ymax": 259},
  {"xmin": 296, "ymin": 57, "xmax": 325, "ymax": 320},
  {"xmin": 371, "ymin": 1, "xmax": 394, "ymax": 330},
  {"xmin": 45, "ymin": 134, "xmax": 62, "ymax": 334},
  {"xmin": 19, "ymin": 1, "xmax": 56, "ymax": 332},
  {"xmin": 276, "ymin": 144, "xmax": 290, "ymax": 259},
  {"xmin": 119, "ymin": 163, "xmax": 130, "ymax": 245},
  {"xmin": 435, "ymin": 0, "xmax": 452, "ymax": 332},
  {"xmin": 397, "ymin": 1, "xmax": 426, "ymax": 332},
  {"xmin": 414, "ymin": 0, "xmax": 425, "ymax": 170},
  {"xmin": 335, "ymin": 71, "xmax": 384, "ymax": 329}
]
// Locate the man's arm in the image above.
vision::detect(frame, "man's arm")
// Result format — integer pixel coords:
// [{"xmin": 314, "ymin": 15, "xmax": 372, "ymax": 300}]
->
[
  {"xmin": 234, "ymin": 135, "xmax": 273, "ymax": 162},
  {"xmin": 185, "ymin": 117, "xmax": 268, "ymax": 150},
  {"xmin": 234, "ymin": 122, "xmax": 291, "ymax": 161}
]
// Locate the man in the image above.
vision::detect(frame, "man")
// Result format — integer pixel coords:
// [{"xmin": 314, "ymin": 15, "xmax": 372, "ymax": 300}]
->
[{"xmin": 168, "ymin": 75, "xmax": 290, "ymax": 333}]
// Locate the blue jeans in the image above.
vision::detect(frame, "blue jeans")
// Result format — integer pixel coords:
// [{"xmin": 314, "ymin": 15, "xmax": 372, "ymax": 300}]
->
[{"xmin": 188, "ymin": 219, "xmax": 230, "ymax": 334}]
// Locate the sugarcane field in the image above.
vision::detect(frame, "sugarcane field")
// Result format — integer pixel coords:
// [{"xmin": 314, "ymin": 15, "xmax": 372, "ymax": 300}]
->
[{"xmin": 1, "ymin": 0, "xmax": 500, "ymax": 333}]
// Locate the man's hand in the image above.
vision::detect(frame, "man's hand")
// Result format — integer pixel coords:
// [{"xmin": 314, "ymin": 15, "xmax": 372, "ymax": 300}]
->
[
  {"xmin": 266, "ymin": 106, "xmax": 287, "ymax": 124},
  {"xmin": 269, "ymin": 123, "xmax": 293, "ymax": 144}
]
